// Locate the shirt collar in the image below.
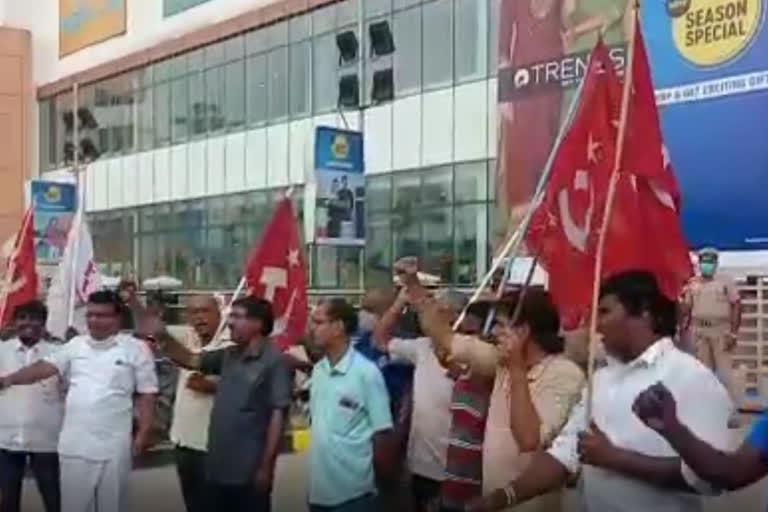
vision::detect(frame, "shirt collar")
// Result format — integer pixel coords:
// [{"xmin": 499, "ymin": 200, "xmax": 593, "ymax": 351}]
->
[
  {"xmin": 325, "ymin": 344, "xmax": 355, "ymax": 376},
  {"xmin": 12, "ymin": 338, "xmax": 39, "ymax": 352},
  {"xmin": 627, "ymin": 337, "xmax": 673, "ymax": 369},
  {"xmin": 242, "ymin": 338, "xmax": 268, "ymax": 360}
]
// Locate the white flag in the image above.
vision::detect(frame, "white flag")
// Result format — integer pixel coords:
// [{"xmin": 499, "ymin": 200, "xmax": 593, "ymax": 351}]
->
[{"xmin": 46, "ymin": 209, "xmax": 101, "ymax": 340}]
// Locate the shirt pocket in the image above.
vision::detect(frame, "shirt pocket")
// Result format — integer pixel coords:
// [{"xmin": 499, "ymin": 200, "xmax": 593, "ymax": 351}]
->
[
  {"xmin": 39, "ymin": 377, "xmax": 62, "ymax": 404},
  {"xmin": 330, "ymin": 390, "xmax": 365, "ymax": 437},
  {"xmin": 108, "ymin": 358, "xmax": 135, "ymax": 392}
]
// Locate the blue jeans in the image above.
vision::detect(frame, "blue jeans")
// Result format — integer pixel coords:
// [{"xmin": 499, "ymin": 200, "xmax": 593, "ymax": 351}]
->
[{"xmin": 309, "ymin": 493, "xmax": 377, "ymax": 512}]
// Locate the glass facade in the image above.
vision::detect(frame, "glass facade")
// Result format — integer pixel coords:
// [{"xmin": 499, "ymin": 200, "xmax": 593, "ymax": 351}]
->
[{"xmin": 42, "ymin": 0, "xmax": 502, "ymax": 291}]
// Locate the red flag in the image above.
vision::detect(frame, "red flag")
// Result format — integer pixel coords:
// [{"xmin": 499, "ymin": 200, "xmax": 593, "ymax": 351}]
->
[
  {"xmin": 526, "ymin": 41, "xmax": 621, "ymax": 329},
  {"xmin": 602, "ymin": 20, "xmax": 692, "ymax": 300},
  {"xmin": 0, "ymin": 207, "xmax": 39, "ymax": 327},
  {"xmin": 243, "ymin": 198, "xmax": 308, "ymax": 351}
]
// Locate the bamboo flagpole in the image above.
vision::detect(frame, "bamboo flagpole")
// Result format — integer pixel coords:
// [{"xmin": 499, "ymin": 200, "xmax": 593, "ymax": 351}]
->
[
  {"xmin": 67, "ymin": 82, "xmax": 82, "ymax": 329},
  {"xmin": 454, "ymin": 66, "xmax": 591, "ymax": 332},
  {"xmin": 584, "ymin": 4, "xmax": 639, "ymax": 423}
]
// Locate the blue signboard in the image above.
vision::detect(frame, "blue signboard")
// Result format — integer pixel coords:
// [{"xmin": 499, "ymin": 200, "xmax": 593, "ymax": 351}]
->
[
  {"xmin": 30, "ymin": 181, "xmax": 77, "ymax": 263},
  {"xmin": 314, "ymin": 127, "xmax": 366, "ymax": 246},
  {"xmin": 643, "ymin": 0, "xmax": 768, "ymax": 249}
]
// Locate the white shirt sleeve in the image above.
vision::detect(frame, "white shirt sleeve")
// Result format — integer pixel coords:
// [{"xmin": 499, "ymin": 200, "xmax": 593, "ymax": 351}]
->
[
  {"xmin": 132, "ymin": 340, "xmax": 159, "ymax": 395},
  {"xmin": 673, "ymin": 366, "xmax": 734, "ymax": 494},
  {"xmin": 547, "ymin": 386, "xmax": 588, "ymax": 475},
  {"xmin": 44, "ymin": 337, "xmax": 78, "ymax": 376},
  {"xmin": 389, "ymin": 337, "xmax": 428, "ymax": 365}
]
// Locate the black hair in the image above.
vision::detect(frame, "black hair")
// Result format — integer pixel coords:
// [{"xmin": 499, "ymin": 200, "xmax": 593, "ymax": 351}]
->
[
  {"xmin": 466, "ymin": 301, "xmax": 492, "ymax": 320},
  {"xmin": 88, "ymin": 290, "xmax": 124, "ymax": 316},
  {"xmin": 231, "ymin": 297, "xmax": 275, "ymax": 336},
  {"xmin": 510, "ymin": 289, "xmax": 564, "ymax": 354},
  {"xmin": 599, "ymin": 270, "xmax": 677, "ymax": 337},
  {"xmin": 322, "ymin": 298, "xmax": 359, "ymax": 336},
  {"xmin": 13, "ymin": 300, "xmax": 48, "ymax": 323}
]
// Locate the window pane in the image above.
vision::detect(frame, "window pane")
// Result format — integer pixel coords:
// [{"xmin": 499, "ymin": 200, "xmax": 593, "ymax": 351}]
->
[
  {"xmin": 393, "ymin": 173, "xmax": 421, "ymax": 210},
  {"xmin": 137, "ymin": 86, "xmax": 154, "ymax": 150},
  {"xmin": 290, "ymin": 41, "xmax": 311, "ymax": 117},
  {"xmin": 423, "ymin": 0, "xmax": 453, "ymax": 89},
  {"xmin": 393, "ymin": 7, "xmax": 421, "ymax": 95},
  {"xmin": 268, "ymin": 46, "xmax": 289, "ymax": 121},
  {"xmin": 489, "ymin": 0, "xmax": 500, "ymax": 76},
  {"xmin": 154, "ymin": 82, "xmax": 171, "ymax": 146},
  {"xmin": 455, "ymin": 161, "xmax": 488, "ymax": 202},
  {"xmin": 422, "ymin": 166, "xmax": 453, "ymax": 206},
  {"xmin": 189, "ymin": 69, "xmax": 206, "ymax": 136},
  {"xmin": 455, "ymin": 204, "xmax": 487, "ymax": 285},
  {"xmin": 39, "ymin": 99, "xmax": 51, "ymax": 170},
  {"xmin": 171, "ymin": 77, "xmax": 189, "ymax": 142},
  {"xmin": 246, "ymin": 54, "xmax": 268, "ymax": 125},
  {"xmin": 366, "ymin": 215, "xmax": 392, "ymax": 287},
  {"xmin": 225, "ymin": 59, "xmax": 245, "ymax": 129},
  {"xmin": 422, "ymin": 207, "xmax": 453, "ymax": 282},
  {"xmin": 455, "ymin": 0, "xmax": 488, "ymax": 81},
  {"xmin": 313, "ymin": 33, "xmax": 338, "ymax": 113},
  {"xmin": 393, "ymin": 214, "xmax": 420, "ymax": 261},
  {"xmin": 205, "ymin": 66, "xmax": 226, "ymax": 133},
  {"xmin": 366, "ymin": 175, "xmax": 392, "ymax": 212}
]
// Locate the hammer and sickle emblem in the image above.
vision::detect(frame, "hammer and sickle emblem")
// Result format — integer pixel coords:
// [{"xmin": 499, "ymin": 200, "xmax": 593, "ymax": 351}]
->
[{"xmin": 557, "ymin": 169, "xmax": 594, "ymax": 253}]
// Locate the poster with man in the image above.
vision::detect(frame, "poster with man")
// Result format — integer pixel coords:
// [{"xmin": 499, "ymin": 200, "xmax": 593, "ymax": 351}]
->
[
  {"xmin": 30, "ymin": 181, "xmax": 77, "ymax": 263},
  {"xmin": 495, "ymin": 0, "xmax": 768, "ymax": 250},
  {"xmin": 314, "ymin": 127, "xmax": 366, "ymax": 246}
]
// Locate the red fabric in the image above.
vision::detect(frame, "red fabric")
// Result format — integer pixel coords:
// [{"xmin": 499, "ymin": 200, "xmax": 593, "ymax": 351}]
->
[
  {"xmin": 0, "ymin": 207, "xmax": 39, "ymax": 327},
  {"xmin": 243, "ymin": 198, "xmax": 308, "ymax": 351},
  {"xmin": 602, "ymin": 21, "xmax": 692, "ymax": 300},
  {"xmin": 526, "ymin": 41, "xmax": 620, "ymax": 329}
]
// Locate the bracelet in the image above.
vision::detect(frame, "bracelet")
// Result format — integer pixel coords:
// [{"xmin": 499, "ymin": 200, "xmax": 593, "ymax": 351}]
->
[{"xmin": 503, "ymin": 486, "xmax": 517, "ymax": 508}]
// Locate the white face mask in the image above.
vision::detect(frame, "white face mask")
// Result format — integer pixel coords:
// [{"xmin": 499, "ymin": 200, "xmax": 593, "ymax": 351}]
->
[{"xmin": 357, "ymin": 311, "xmax": 378, "ymax": 333}]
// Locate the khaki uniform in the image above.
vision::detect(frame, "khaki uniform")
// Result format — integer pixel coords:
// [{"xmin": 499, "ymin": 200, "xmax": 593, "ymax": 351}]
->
[{"xmin": 684, "ymin": 275, "xmax": 740, "ymax": 400}]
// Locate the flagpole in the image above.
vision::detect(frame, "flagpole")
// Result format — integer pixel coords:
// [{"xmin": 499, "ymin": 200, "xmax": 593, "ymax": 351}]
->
[
  {"xmin": 67, "ymin": 82, "xmax": 82, "ymax": 329},
  {"xmin": 584, "ymin": 4, "xmax": 639, "ymax": 423},
  {"xmin": 454, "ymin": 56, "xmax": 591, "ymax": 332}
]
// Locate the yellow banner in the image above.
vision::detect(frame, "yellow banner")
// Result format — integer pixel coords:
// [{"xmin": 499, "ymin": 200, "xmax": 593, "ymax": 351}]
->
[{"xmin": 59, "ymin": 0, "xmax": 126, "ymax": 57}]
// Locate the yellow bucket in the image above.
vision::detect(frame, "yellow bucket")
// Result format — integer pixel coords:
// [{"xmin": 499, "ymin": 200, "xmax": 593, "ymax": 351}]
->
[{"xmin": 292, "ymin": 428, "xmax": 310, "ymax": 453}]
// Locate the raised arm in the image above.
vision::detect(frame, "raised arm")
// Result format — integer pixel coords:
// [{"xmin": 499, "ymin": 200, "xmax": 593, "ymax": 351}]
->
[{"xmin": 372, "ymin": 290, "xmax": 409, "ymax": 352}]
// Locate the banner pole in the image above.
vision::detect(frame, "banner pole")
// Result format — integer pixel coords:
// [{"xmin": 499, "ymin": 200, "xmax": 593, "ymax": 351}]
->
[
  {"xmin": 585, "ymin": 5, "xmax": 639, "ymax": 423},
  {"xmin": 211, "ymin": 276, "xmax": 247, "ymax": 342},
  {"xmin": 67, "ymin": 83, "xmax": 82, "ymax": 329}
]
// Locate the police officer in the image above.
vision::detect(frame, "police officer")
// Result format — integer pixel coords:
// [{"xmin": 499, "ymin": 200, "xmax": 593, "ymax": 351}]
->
[{"xmin": 682, "ymin": 248, "xmax": 742, "ymax": 405}]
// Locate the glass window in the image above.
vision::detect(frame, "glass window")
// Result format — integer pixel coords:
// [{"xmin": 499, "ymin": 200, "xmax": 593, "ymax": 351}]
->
[
  {"xmin": 488, "ymin": 0, "xmax": 501, "ymax": 76},
  {"xmin": 137, "ymin": 86, "xmax": 153, "ymax": 150},
  {"xmin": 337, "ymin": 0, "xmax": 360, "ymax": 26},
  {"xmin": 154, "ymin": 82, "xmax": 171, "ymax": 146},
  {"xmin": 246, "ymin": 54, "xmax": 268, "ymax": 125},
  {"xmin": 139, "ymin": 233, "xmax": 158, "ymax": 281},
  {"xmin": 366, "ymin": 175, "xmax": 392, "ymax": 212},
  {"xmin": 366, "ymin": 215, "xmax": 393, "ymax": 287},
  {"xmin": 393, "ymin": 212, "xmax": 420, "ymax": 260},
  {"xmin": 205, "ymin": 65, "xmax": 226, "ymax": 133},
  {"xmin": 455, "ymin": 204, "xmax": 487, "ymax": 284},
  {"xmin": 290, "ymin": 14, "xmax": 311, "ymax": 42},
  {"xmin": 393, "ymin": 173, "xmax": 421, "ymax": 210},
  {"xmin": 455, "ymin": 161, "xmax": 488, "ymax": 202},
  {"xmin": 225, "ymin": 59, "xmax": 246, "ymax": 129},
  {"xmin": 189, "ymin": 69, "xmax": 206, "ymax": 136},
  {"xmin": 290, "ymin": 41, "xmax": 311, "ymax": 117},
  {"xmin": 313, "ymin": 4, "xmax": 336, "ymax": 35},
  {"xmin": 366, "ymin": 0, "xmax": 391, "ymax": 18},
  {"xmin": 422, "ymin": 166, "xmax": 453, "ymax": 206},
  {"xmin": 455, "ymin": 0, "xmax": 488, "ymax": 82},
  {"xmin": 268, "ymin": 46, "xmax": 289, "ymax": 121},
  {"xmin": 54, "ymin": 92, "xmax": 72, "ymax": 167},
  {"xmin": 171, "ymin": 77, "xmax": 189, "ymax": 142},
  {"xmin": 423, "ymin": 0, "xmax": 454, "ymax": 89},
  {"xmin": 39, "ymin": 99, "xmax": 52, "ymax": 170},
  {"xmin": 313, "ymin": 33, "xmax": 339, "ymax": 113},
  {"xmin": 422, "ymin": 207, "xmax": 453, "ymax": 282},
  {"xmin": 393, "ymin": 7, "xmax": 421, "ymax": 95}
]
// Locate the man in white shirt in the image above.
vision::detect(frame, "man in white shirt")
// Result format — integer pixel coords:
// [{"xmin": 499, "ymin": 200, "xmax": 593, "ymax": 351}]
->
[
  {"xmin": 165, "ymin": 295, "xmax": 231, "ymax": 512},
  {"xmin": 467, "ymin": 270, "xmax": 733, "ymax": 512},
  {"xmin": 373, "ymin": 287, "xmax": 465, "ymax": 512},
  {"xmin": 0, "ymin": 290, "xmax": 158, "ymax": 512},
  {"xmin": 0, "ymin": 301, "xmax": 63, "ymax": 512}
]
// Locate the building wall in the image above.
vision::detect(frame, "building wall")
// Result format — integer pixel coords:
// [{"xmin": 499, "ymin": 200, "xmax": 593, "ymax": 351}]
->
[{"xmin": 0, "ymin": 27, "xmax": 31, "ymax": 242}]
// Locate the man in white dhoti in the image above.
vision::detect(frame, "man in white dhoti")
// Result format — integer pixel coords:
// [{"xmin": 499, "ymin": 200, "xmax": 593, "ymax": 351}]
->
[{"xmin": 0, "ymin": 290, "xmax": 158, "ymax": 512}]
